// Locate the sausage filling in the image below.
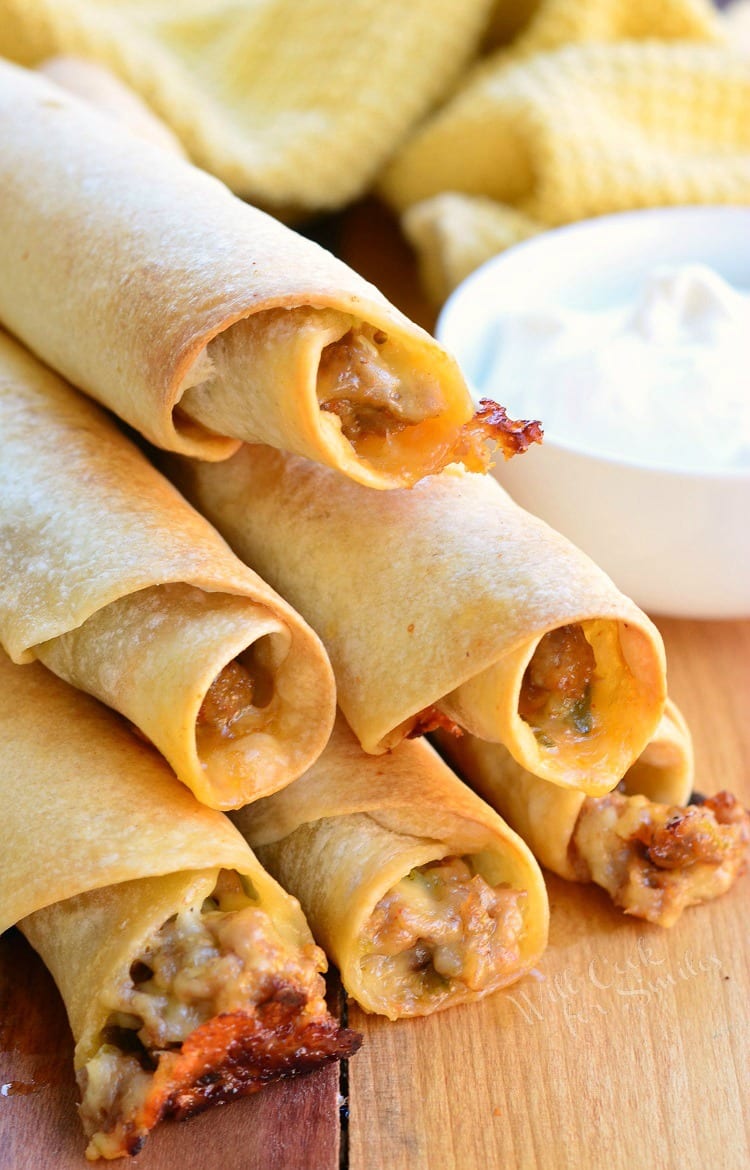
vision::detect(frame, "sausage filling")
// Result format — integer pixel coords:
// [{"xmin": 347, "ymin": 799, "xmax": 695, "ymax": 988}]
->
[
  {"xmin": 318, "ymin": 328, "xmax": 542, "ymax": 468},
  {"xmin": 178, "ymin": 306, "xmax": 541, "ymax": 477},
  {"xmin": 196, "ymin": 654, "xmax": 276, "ymax": 745},
  {"xmin": 571, "ymin": 790, "xmax": 750, "ymax": 927},
  {"xmin": 318, "ymin": 325, "xmax": 444, "ymax": 440},
  {"xmin": 519, "ymin": 625, "xmax": 597, "ymax": 747},
  {"xmin": 358, "ymin": 856, "xmax": 524, "ymax": 1014},
  {"xmin": 80, "ymin": 871, "xmax": 357, "ymax": 1160}
]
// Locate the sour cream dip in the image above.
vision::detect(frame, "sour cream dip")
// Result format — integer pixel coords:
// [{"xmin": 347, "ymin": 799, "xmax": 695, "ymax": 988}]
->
[{"xmin": 478, "ymin": 263, "xmax": 750, "ymax": 473}]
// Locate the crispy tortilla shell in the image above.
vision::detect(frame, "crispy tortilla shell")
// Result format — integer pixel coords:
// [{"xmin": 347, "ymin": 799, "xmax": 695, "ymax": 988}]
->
[
  {"xmin": 232, "ymin": 715, "xmax": 549, "ymax": 1018},
  {"xmin": 434, "ymin": 699, "xmax": 693, "ymax": 880},
  {"xmin": 0, "ymin": 59, "xmax": 481, "ymax": 489},
  {"xmin": 0, "ymin": 329, "xmax": 335, "ymax": 809},
  {"xmin": 174, "ymin": 447, "xmax": 666, "ymax": 795},
  {"xmin": 0, "ymin": 653, "xmax": 355, "ymax": 1157}
]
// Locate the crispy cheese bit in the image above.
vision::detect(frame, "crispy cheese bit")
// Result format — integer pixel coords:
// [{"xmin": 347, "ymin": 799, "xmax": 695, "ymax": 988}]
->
[
  {"xmin": 80, "ymin": 872, "xmax": 360, "ymax": 1160},
  {"xmin": 318, "ymin": 326, "xmax": 445, "ymax": 441},
  {"xmin": 318, "ymin": 327, "xmax": 541, "ymax": 474},
  {"xmin": 358, "ymin": 857, "xmax": 525, "ymax": 1016},
  {"xmin": 197, "ymin": 655, "xmax": 275, "ymax": 743},
  {"xmin": 518, "ymin": 624, "xmax": 597, "ymax": 746},
  {"xmin": 571, "ymin": 791, "xmax": 750, "ymax": 928},
  {"xmin": 449, "ymin": 399, "xmax": 543, "ymax": 472}
]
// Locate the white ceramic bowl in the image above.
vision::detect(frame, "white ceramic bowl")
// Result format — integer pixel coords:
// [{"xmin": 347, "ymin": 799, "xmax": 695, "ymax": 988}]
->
[{"xmin": 436, "ymin": 206, "xmax": 750, "ymax": 619}]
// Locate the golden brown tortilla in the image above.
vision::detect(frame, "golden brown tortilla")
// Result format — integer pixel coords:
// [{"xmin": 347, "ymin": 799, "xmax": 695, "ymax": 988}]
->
[
  {"xmin": 174, "ymin": 446, "xmax": 667, "ymax": 796},
  {"xmin": 232, "ymin": 715, "xmax": 549, "ymax": 1018},
  {"xmin": 0, "ymin": 651, "xmax": 356, "ymax": 1159},
  {"xmin": 0, "ymin": 329, "xmax": 335, "ymax": 809},
  {"xmin": 0, "ymin": 59, "xmax": 504, "ymax": 490}
]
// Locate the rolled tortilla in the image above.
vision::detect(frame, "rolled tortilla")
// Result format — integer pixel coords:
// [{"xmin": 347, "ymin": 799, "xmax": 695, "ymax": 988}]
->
[
  {"xmin": 0, "ymin": 328, "xmax": 335, "ymax": 809},
  {"xmin": 0, "ymin": 653, "xmax": 359, "ymax": 1161},
  {"xmin": 232, "ymin": 715, "xmax": 549, "ymax": 1020},
  {"xmin": 435, "ymin": 702, "xmax": 750, "ymax": 928},
  {"xmin": 0, "ymin": 60, "xmax": 539, "ymax": 490},
  {"xmin": 620, "ymin": 699, "xmax": 694, "ymax": 804},
  {"xmin": 173, "ymin": 446, "xmax": 667, "ymax": 796},
  {"xmin": 37, "ymin": 56, "xmax": 188, "ymax": 156}
]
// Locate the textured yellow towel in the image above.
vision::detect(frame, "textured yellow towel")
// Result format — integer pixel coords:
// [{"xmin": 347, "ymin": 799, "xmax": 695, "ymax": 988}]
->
[
  {"xmin": 380, "ymin": 0, "xmax": 750, "ymax": 304},
  {"xmin": 0, "ymin": 0, "xmax": 494, "ymax": 213}
]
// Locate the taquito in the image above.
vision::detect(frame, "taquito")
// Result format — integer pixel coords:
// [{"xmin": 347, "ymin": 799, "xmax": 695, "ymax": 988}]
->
[
  {"xmin": 0, "ymin": 328, "xmax": 335, "ymax": 810},
  {"xmin": 173, "ymin": 447, "xmax": 667, "ymax": 796},
  {"xmin": 435, "ymin": 702, "xmax": 750, "ymax": 928},
  {"xmin": 0, "ymin": 59, "xmax": 539, "ymax": 490},
  {"xmin": 232, "ymin": 716, "xmax": 549, "ymax": 1020},
  {"xmin": 0, "ymin": 654, "xmax": 359, "ymax": 1161}
]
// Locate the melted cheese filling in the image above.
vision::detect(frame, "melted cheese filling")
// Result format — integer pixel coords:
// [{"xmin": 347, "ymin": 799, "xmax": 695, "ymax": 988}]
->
[
  {"xmin": 196, "ymin": 652, "xmax": 276, "ymax": 748},
  {"xmin": 519, "ymin": 624, "xmax": 597, "ymax": 747},
  {"xmin": 571, "ymin": 790, "xmax": 750, "ymax": 927},
  {"xmin": 80, "ymin": 872, "xmax": 327, "ymax": 1159},
  {"xmin": 317, "ymin": 324, "xmax": 444, "ymax": 441},
  {"xmin": 179, "ymin": 307, "xmax": 445, "ymax": 450},
  {"xmin": 358, "ymin": 856, "xmax": 524, "ymax": 1015}
]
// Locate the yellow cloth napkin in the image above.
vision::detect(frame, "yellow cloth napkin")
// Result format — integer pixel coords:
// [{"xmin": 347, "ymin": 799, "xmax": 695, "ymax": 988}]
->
[
  {"xmin": 0, "ymin": 0, "xmax": 493, "ymax": 213},
  {"xmin": 379, "ymin": 0, "xmax": 750, "ymax": 304}
]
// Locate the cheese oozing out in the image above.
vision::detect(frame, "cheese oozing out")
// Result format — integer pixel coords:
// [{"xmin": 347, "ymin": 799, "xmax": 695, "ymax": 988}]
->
[
  {"xmin": 518, "ymin": 623, "xmax": 597, "ymax": 747},
  {"xmin": 358, "ymin": 856, "xmax": 525, "ymax": 1016},
  {"xmin": 178, "ymin": 307, "xmax": 540, "ymax": 479},
  {"xmin": 79, "ymin": 870, "xmax": 357, "ymax": 1160},
  {"xmin": 571, "ymin": 790, "xmax": 750, "ymax": 927}
]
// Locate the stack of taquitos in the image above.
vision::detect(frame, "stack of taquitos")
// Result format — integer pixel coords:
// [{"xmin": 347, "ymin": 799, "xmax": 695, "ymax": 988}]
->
[
  {"xmin": 173, "ymin": 447, "xmax": 667, "ymax": 797},
  {"xmin": 0, "ymin": 652, "xmax": 359, "ymax": 1160},
  {"xmin": 233, "ymin": 715, "xmax": 549, "ymax": 1019},
  {"xmin": 0, "ymin": 48, "xmax": 742, "ymax": 1168},
  {"xmin": 434, "ymin": 702, "xmax": 750, "ymax": 927},
  {"xmin": 0, "ymin": 59, "xmax": 540, "ymax": 491},
  {"xmin": 0, "ymin": 327, "xmax": 335, "ymax": 810}
]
